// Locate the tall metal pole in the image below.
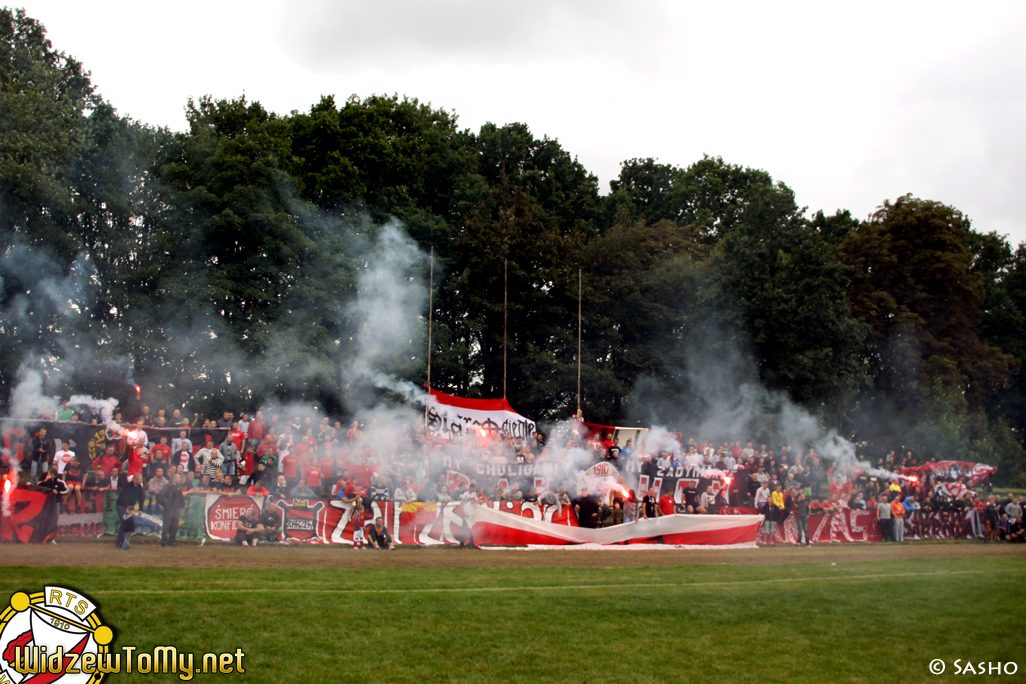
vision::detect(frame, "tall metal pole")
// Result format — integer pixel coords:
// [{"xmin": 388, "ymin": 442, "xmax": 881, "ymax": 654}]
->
[
  {"xmin": 425, "ymin": 248, "xmax": 434, "ymax": 432},
  {"xmin": 503, "ymin": 258, "xmax": 508, "ymax": 400},
  {"xmin": 427, "ymin": 248, "xmax": 434, "ymax": 391},
  {"xmin": 577, "ymin": 268, "xmax": 582, "ymax": 414}
]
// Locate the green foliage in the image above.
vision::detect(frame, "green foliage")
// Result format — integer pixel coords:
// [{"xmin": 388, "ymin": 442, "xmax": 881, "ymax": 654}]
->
[
  {"xmin": 474, "ymin": 122, "xmax": 602, "ymax": 238},
  {"xmin": 809, "ymin": 208, "xmax": 861, "ymax": 246},
  {"xmin": 578, "ymin": 219, "xmax": 708, "ymax": 423},
  {"xmin": 700, "ymin": 184, "xmax": 867, "ymax": 410},
  {"xmin": 0, "ymin": 7, "xmax": 94, "ymax": 260},
  {"xmin": 4, "ymin": 9, "xmax": 1026, "ymax": 483},
  {"xmin": 838, "ymin": 196, "xmax": 1022, "ymax": 479},
  {"xmin": 608, "ymin": 155, "xmax": 794, "ymax": 242}
]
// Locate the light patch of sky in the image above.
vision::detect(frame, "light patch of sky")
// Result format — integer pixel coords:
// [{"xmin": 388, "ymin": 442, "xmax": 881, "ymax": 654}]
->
[{"xmin": 17, "ymin": 0, "xmax": 1026, "ymax": 242}]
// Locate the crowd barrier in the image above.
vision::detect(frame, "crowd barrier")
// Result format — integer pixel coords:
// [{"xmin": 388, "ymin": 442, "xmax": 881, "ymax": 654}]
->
[{"xmin": 2, "ymin": 490, "xmax": 983, "ymax": 545}]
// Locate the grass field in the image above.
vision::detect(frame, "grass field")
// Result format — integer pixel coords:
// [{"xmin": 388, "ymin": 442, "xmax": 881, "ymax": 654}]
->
[{"xmin": 1, "ymin": 550, "xmax": 1023, "ymax": 684}]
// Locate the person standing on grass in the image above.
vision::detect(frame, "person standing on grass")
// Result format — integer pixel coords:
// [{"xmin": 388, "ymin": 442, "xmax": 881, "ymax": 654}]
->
[
  {"xmin": 641, "ymin": 487, "xmax": 659, "ymax": 520},
  {"xmin": 795, "ymin": 492, "xmax": 811, "ymax": 545},
  {"xmin": 115, "ymin": 473, "xmax": 145, "ymax": 550},
  {"xmin": 890, "ymin": 494, "xmax": 906, "ymax": 543},
  {"xmin": 458, "ymin": 484, "xmax": 478, "ymax": 548},
  {"xmin": 765, "ymin": 483, "xmax": 785, "ymax": 545},
  {"xmin": 659, "ymin": 488, "xmax": 678, "ymax": 516},
  {"xmin": 876, "ymin": 494, "xmax": 892, "ymax": 542},
  {"xmin": 982, "ymin": 496, "xmax": 1000, "ymax": 543},
  {"xmin": 157, "ymin": 473, "xmax": 187, "ymax": 547},
  {"xmin": 754, "ymin": 481, "xmax": 772, "ymax": 544}
]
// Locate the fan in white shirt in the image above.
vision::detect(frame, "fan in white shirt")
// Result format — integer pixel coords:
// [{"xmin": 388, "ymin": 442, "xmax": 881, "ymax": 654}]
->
[{"xmin": 54, "ymin": 441, "xmax": 75, "ymax": 474}]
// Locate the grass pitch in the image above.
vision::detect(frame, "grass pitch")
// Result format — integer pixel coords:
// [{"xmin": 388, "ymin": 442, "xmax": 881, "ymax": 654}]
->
[{"xmin": 1, "ymin": 554, "xmax": 1022, "ymax": 684}]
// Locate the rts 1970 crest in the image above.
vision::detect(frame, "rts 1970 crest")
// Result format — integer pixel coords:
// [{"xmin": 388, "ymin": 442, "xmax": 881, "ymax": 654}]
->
[{"xmin": 0, "ymin": 586, "xmax": 114, "ymax": 684}]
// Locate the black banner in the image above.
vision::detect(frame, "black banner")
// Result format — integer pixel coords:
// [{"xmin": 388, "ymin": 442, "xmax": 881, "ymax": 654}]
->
[
  {"xmin": 0, "ymin": 485, "xmax": 61, "ymax": 543},
  {"xmin": 1, "ymin": 418, "xmax": 228, "ymax": 470}
]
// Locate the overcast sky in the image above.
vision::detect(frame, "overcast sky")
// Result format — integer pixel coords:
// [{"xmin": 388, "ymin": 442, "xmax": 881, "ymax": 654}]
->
[{"xmin": 19, "ymin": 1, "xmax": 1026, "ymax": 244}]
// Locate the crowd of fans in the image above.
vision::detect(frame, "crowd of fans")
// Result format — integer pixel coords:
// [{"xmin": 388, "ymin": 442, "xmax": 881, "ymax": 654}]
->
[{"xmin": 3, "ymin": 401, "xmax": 1023, "ymax": 547}]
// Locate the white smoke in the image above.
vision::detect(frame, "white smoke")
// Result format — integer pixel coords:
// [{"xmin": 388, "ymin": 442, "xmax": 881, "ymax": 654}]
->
[
  {"xmin": 68, "ymin": 395, "xmax": 122, "ymax": 431},
  {"xmin": 630, "ymin": 337, "xmax": 912, "ymax": 483},
  {"xmin": 342, "ymin": 220, "xmax": 428, "ymax": 409},
  {"xmin": 8, "ymin": 367, "xmax": 59, "ymax": 420}
]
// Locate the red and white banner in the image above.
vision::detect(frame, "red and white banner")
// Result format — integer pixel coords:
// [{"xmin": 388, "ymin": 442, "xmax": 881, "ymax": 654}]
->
[
  {"xmin": 200, "ymin": 495, "xmax": 761, "ymax": 546},
  {"xmin": 464, "ymin": 503, "xmax": 763, "ymax": 546},
  {"xmin": 425, "ymin": 390, "xmax": 537, "ymax": 441},
  {"xmin": 722, "ymin": 506, "xmax": 983, "ymax": 543},
  {"xmin": 933, "ymin": 482, "xmax": 968, "ymax": 498},
  {"xmin": 898, "ymin": 460, "xmax": 996, "ymax": 485}
]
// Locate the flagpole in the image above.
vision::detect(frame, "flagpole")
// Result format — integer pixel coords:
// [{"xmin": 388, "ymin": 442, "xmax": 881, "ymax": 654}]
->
[
  {"xmin": 426, "ymin": 248, "xmax": 434, "ymax": 432},
  {"xmin": 503, "ymin": 258, "xmax": 508, "ymax": 400},
  {"xmin": 577, "ymin": 268, "xmax": 582, "ymax": 415}
]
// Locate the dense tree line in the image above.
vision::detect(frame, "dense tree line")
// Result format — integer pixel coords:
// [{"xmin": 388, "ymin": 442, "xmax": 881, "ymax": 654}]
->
[{"xmin": 2, "ymin": 9, "xmax": 1024, "ymax": 483}]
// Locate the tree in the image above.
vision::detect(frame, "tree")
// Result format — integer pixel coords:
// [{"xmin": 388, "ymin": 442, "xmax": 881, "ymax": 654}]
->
[
  {"xmin": 606, "ymin": 156, "xmax": 797, "ymax": 243},
  {"xmin": 839, "ymin": 195, "xmax": 1018, "ymax": 464},
  {"xmin": 442, "ymin": 172, "xmax": 578, "ymax": 419},
  {"xmin": 578, "ymin": 219, "xmax": 708, "ymax": 424},
  {"xmin": 474, "ymin": 122, "xmax": 602, "ymax": 237},
  {"xmin": 0, "ymin": 8, "xmax": 97, "ymax": 407},
  {"xmin": 0, "ymin": 8, "xmax": 95, "ymax": 261},
  {"xmin": 809, "ymin": 208, "xmax": 860, "ymax": 246},
  {"xmin": 703, "ymin": 207, "xmax": 867, "ymax": 411}
]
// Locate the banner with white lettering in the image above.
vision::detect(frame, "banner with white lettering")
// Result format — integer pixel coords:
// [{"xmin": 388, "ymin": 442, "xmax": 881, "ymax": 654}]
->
[
  {"xmin": 425, "ymin": 390, "xmax": 537, "ymax": 441},
  {"xmin": 897, "ymin": 460, "xmax": 996, "ymax": 485}
]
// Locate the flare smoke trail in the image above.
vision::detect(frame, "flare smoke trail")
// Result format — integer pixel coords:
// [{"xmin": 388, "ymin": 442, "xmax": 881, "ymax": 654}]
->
[
  {"xmin": 629, "ymin": 332, "xmax": 910, "ymax": 481},
  {"xmin": 342, "ymin": 220, "xmax": 429, "ymax": 408}
]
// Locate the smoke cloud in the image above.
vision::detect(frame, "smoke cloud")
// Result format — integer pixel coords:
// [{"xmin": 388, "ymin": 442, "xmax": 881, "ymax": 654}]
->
[
  {"xmin": 627, "ymin": 328, "xmax": 908, "ymax": 481},
  {"xmin": 342, "ymin": 220, "xmax": 429, "ymax": 409}
]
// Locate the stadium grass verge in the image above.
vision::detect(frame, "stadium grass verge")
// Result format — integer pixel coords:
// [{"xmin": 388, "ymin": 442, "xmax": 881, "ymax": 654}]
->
[{"xmin": 1, "ymin": 555, "xmax": 1022, "ymax": 683}]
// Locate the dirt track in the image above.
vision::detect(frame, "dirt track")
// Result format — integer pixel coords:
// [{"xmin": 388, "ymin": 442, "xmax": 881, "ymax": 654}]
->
[{"xmin": 2, "ymin": 539, "xmax": 1023, "ymax": 570}]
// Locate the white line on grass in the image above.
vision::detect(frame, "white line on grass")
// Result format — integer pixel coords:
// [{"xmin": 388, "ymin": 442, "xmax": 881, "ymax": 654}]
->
[{"xmin": 91, "ymin": 569, "xmax": 1014, "ymax": 596}]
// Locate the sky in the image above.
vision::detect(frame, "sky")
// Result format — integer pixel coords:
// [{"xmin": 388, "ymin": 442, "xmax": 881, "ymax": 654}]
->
[{"xmin": 18, "ymin": 1, "xmax": 1026, "ymax": 244}]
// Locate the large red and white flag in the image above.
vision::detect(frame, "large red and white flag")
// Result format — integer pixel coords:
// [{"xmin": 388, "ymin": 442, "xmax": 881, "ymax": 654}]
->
[
  {"xmin": 462, "ymin": 503, "xmax": 762, "ymax": 547},
  {"xmin": 898, "ymin": 460, "xmax": 996, "ymax": 485},
  {"xmin": 425, "ymin": 390, "xmax": 537, "ymax": 441}
]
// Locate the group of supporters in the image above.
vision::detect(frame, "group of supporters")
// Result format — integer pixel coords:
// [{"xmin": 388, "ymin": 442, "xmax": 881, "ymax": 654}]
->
[{"xmin": 4, "ymin": 402, "xmax": 1024, "ymax": 547}]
